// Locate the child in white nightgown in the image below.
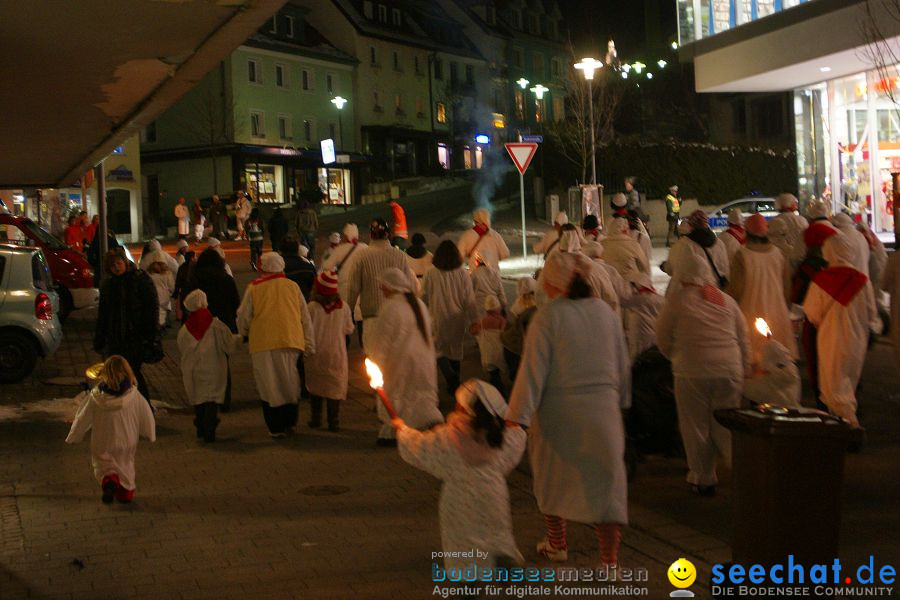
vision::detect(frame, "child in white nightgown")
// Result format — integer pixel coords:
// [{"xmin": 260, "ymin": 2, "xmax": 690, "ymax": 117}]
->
[{"xmin": 394, "ymin": 379, "xmax": 526, "ymax": 570}]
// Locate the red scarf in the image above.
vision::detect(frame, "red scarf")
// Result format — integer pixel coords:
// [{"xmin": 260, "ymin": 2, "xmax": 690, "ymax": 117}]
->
[
  {"xmin": 185, "ymin": 308, "xmax": 214, "ymax": 341},
  {"xmin": 251, "ymin": 273, "xmax": 286, "ymax": 286},
  {"xmin": 726, "ymin": 224, "xmax": 746, "ymax": 244},
  {"xmin": 316, "ymin": 299, "xmax": 344, "ymax": 314},
  {"xmin": 584, "ymin": 228, "xmax": 600, "ymax": 240},
  {"xmin": 685, "ymin": 282, "xmax": 725, "ymax": 307},
  {"xmin": 813, "ymin": 266, "xmax": 868, "ymax": 306},
  {"xmin": 473, "ymin": 223, "xmax": 489, "ymax": 236}
]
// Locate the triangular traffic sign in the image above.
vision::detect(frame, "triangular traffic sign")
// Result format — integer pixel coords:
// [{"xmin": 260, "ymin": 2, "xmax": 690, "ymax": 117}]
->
[{"xmin": 505, "ymin": 143, "xmax": 538, "ymax": 175}]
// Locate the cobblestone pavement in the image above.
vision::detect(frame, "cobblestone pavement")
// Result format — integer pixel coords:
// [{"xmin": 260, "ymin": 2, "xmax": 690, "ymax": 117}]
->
[{"xmin": 1, "ymin": 208, "xmax": 897, "ymax": 599}]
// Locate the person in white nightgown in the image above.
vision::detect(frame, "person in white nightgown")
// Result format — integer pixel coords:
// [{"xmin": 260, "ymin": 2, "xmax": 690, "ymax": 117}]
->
[
  {"xmin": 395, "ymin": 379, "xmax": 526, "ymax": 570},
  {"xmin": 65, "ymin": 356, "xmax": 156, "ymax": 504}
]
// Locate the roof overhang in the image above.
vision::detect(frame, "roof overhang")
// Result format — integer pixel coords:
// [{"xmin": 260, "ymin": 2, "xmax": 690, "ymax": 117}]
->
[
  {"xmin": 0, "ymin": 0, "xmax": 286, "ymax": 188},
  {"xmin": 683, "ymin": 0, "xmax": 900, "ymax": 93}
]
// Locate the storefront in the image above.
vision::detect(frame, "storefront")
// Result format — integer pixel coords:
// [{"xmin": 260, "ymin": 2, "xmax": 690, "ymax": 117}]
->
[{"xmin": 795, "ymin": 69, "xmax": 898, "ymax": 234}]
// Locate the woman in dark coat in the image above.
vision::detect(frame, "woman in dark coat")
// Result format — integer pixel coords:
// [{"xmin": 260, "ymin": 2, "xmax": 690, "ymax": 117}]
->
[
  {"xmin": 94, "ymin": 248, "xmax": 158, "ymax": 404},
  {"xmin": 183, "ymin": 247, "xmax": 241, "ymax": 411}
]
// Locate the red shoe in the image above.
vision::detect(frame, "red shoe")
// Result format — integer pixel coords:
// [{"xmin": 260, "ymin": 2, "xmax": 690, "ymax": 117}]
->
[
  {"xmin": 100, "ymin": 474, "xmax": 120, "ymax": 504},
  {"xmin": 114, "ymin": 486, "xmax": 135, "ymax": 503}
]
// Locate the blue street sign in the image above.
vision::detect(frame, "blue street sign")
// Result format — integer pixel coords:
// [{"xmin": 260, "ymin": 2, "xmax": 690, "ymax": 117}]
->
[{"xmin": 521, "ymin": 135, "xmax": 543, "ymax": 143}]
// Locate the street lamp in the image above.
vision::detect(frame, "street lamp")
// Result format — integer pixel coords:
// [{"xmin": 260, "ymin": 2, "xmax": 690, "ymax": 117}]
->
[
  {"xmin": 516, "ymin": 77, "xmax": 530, "ymax": 89},
  {"xmin": 331, "ymin": 96, "xmax": 347, "ymax": 149},
  {"xmin": 573, "ymin": 57, "xmax": 603, "ymax": 184},
  {"xmin": 657, "ymin": 59, "xmax": 667, "ymax": 69},
  {"xmin": 530, "ymin": 84, "xmax": 549, "ymax": 124}
]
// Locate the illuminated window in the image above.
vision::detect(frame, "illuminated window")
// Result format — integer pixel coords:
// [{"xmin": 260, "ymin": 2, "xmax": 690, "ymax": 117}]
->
[
  {"xmin": 436, "ymin": 102, "xmax": 447, "ymax": 123},
  {"xmin": 535, "ymin": 99, "xmax": 544, "ymax": 124},
  {"xmin": 514, "ymin": 89, "xmax": 524, "ymax": 120}
]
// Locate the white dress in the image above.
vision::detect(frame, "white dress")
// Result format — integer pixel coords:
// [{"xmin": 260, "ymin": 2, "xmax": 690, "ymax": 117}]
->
[
  {"xmin": 236, "ymin": 286, "xmax": 315, "ymax": 408},
  {"xmin": 622, "ymin": 291, "xmax": 664, "ymax": 361},
  {"xmin": 305, "ymin": 301, "xmax": 355, "ymax": 399},
  {"xmin": 65, "ymin": 387, "xmax": 156, "ymax": 491},
  {"xmin": 175, "ymin": 204, "xmax": 190, "ymax": 236},
  {"xmin": 803, "ymin": 275, "xmax": 877, "ymax": 427},
  {"xmin": 397, "ymin": 417, "xmax": 527, "ymax": 569},
  {"xmin": 768, "ymin": 212, "xmax": 808, "ymax": 272},
  {"xmin": 406, "ymin": 252, "xmax": 433, "ymax": 296},
  {"xmin": 507, "ymin": 297, "xmax": 630, "ymax": 524},
  {"xmin": 367, "ymin": 294, "xmax": 444, "ymax": 438},
  {"xmin": 533, "ymin": 229, "xmax": 561, "ymax": 257},
  {"xmin": 176, "ymin": 316, "xmax": 241, "ymax": 405},
  {"xmin": 457, "ymin": 228, "xmax": 510, "ymax": 271},
  {"xmin": 600, "ymin": 233, "xmax": 650, "ymax": 280},
  {"xmin": 733, "ymin": 245, "xmax": 797, "ymax": 363},
  {"xmin": 471, "ymin": 265, "xmax": 508, "ymax": 313},
  {"xmin": 423, "ymin": 267, "xmax": 478, "ymax": 361}
]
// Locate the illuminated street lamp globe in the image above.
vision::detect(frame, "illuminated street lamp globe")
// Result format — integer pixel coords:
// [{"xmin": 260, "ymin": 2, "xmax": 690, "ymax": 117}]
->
[
  {"xmin": 530, "ymin": 84, "xmax": 549, "ymax": 99},
  {"xmin": 573, "ymin": 57, "xmax": 603, "ymax": 80},
  {"xmin": 516, "ymin": 77, "xmax": 530, "ymax": 90},
  {"xmin": 331, "ymin": 96, "xmax": 348, "ymax": 110}
]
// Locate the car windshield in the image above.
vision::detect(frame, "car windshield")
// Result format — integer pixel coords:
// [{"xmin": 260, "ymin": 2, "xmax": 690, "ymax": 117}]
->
[{"xmin": 20, "ymin": 219, "xmax": 67, "ymax": 250}]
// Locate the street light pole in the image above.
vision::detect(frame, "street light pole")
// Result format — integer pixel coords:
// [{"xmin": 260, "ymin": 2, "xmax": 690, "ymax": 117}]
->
[
  {"xmin": 574, "ymin": 57, "xmax": 603, "ymax": 185},
  {"xmin": 331, "ymin": 96, "xmax": 348, "ymax": 150},
  {"xmin": 530, "ymin": 84, "xmax": 549, "ymax": 177}
]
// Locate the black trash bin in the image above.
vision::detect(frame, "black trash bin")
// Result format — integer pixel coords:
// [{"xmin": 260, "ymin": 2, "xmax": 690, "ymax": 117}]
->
[{"xmin": 714, "ymin": 405, "xmax": 862, "ymax": 569}]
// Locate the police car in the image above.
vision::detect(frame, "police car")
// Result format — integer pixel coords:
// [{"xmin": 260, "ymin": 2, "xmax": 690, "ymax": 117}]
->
[{"xmin": 706, "ymin": 197, "xmax": 777, "ymax": 232}]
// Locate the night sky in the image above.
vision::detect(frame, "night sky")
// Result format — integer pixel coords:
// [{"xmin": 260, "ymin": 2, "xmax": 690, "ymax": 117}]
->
[{"xmin": 557, "ymin": 0, "xmax": 678, "ymax": 59}]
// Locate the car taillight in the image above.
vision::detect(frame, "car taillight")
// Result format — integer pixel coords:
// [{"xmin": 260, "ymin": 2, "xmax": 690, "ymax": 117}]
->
[{"xmin": 35, "ymin": 292, "xmax": 53, "ymax": 320}]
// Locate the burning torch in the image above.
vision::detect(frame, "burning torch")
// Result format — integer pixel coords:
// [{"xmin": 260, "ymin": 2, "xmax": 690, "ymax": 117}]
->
[
  {"xmin": 754, "ymin": 318, "xmax": 772, "ymax": 339},
  {"xmin": 365, "ymin": 358, "xmax": 398, "ymax": 420}
]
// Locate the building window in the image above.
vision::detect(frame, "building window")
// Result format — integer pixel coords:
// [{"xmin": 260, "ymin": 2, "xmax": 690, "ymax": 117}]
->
[
  {"xmin": 450, "ymin": 62, "xmax": 458, "ymax": 85},
  {"xmin": 416, "ymin": 97, "xmax": 424, "ymax": 116},
  {"xmin": 370, "ymin": 46, "xmax": 378, "ymax": 66},
  {"xmin": 414, "ymin": 56, "xmax": 422, "ymax": 75},
  {"xmin": 329, "ymin": 123, "xmax": 336, "ymax": 139},
  {"xmin": 492, "ymin": 87, "xmax": 502, "ymax": 112},
  {"xmin": 547, "ymin": 20, "xmax": 557, "ymax": 39},
  {"xmin": 326, "ymin": 73, "xmax": 334, "ymax": 93},
  {"xmin": 392, "ymin": 8, "xmax": 401, "ymax": 26},
  {"xmin": 511, "ymin": 47, "xmax": 524, "ymax": 69},
  {"xmin": 248, "ymin": 59, "xmax": 261, "ymax": 84},
  {"xmin": 302, "ymin": 69, "xmax": 313, "ymax": 91},
  {"xmin": 303, "ymin": 119, "xmax": 313, "ymax": 142},
  {"xmin": 278, "ymin": 115, "xmax": 292, "ymax": 140},
  {"xmin": 378, "ymin": 4, "xmax": 387, "ymax": 23},
  {"xmin": 533, "ymin": 53, "xmax": 544, "ymax": 77},
  {"xmin": 251, "ymin": 111, "xmax": 265, "ymax": 137},
  {"xmin": 550, "ymin": 58, "xmax": 561, "ymax": 78},
  {"xmin": 395, "ymin": 94, "xmax": 403, "ymax": 114},
  {"xmin": 553, "ymin": 96, "xmax": 564, "ymax": 122},
  {"xmin": 434, "ymin": 58, "xmax": 443, "ymax": 80},
  {"xmin": 141, "ymin": 122, "xmax": 157, "ymax": 144},
  {"xmin": 275, "ymin": 64, "xmax": 287, "ymax": 88},
  {"xmin": 436, "ymin": 102, "xmax": 447, "ymax": 123},
  {"xmin": 364, "ymin": 0, "xmax": 374, "ymax": 18},
  {"xmin": 514, "ymin": 89, "xmax": 524, "ymax": 120},
  {"xmin": 285, "ymin": 16, "xmax": 294, "ymax": 37},
  {"xmin": 485, "ymin": 6, "xmax": 496, "ymax": 25},
  {"xmin": 528, "ymin": 14, "xmax": 539, "ymax": 34},
  {"xmin": 511, "ymin": 10, "xmax": 522, "ymax": 30},
  {"xmin": 373, "ymin": 90, "xmax": 382, "ymax": 111},
  {"xmin": 269, "ymin": 16, "xmax": 277, "ymax": 33},
  {"xmin": 465, "ymin": 65, "xmax": 474, "ymax": 84},
  {"xmin": 393, "ymin": 51, "xmax": 401, "ymax": 71}
]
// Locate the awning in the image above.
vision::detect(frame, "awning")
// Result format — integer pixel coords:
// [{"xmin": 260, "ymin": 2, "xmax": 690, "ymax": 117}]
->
[{"xmin": 0, "ymin": 0, "xmax": 286, "ymax": 188}]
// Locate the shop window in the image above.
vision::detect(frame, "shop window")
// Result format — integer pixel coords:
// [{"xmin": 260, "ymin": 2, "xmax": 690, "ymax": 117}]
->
[
  {"xmin": 248, "ymin": 59, "xmax": 261, "ymax": 84},
  {"xmin": 302, "ymin": 69, "xmax": 314, "ymax": 91},
  {"xmin": 514, "ymin": 89, "xmax": 525, "ymax": 120},
  {"xmin": 275, "ymin": 64, "xmax": 287, "ymax": 88},
  {"xmin": 436, "ymin": 102, "xmax": 447, "ymax": 123},
  {"xmin": 437, "ymin": 143, "xmax": 451, "ymax": 170},
  {"xmin": 246, "ymin": 164, "xmax": 283, "ymax": 204},
  {"xmin": 285, "ymin": 15, "xmax": 294, "ymax": 37},
  {"xmin": 318, "ymin": 168, "xmax": 351, "ymax": 205},
  {"xmin": 278, "ymin": 115, "xmax": 292, "ymax": 140},
  {"xmin": 250, "ymin": 111, "xmax": 265, "ymax": 137}
]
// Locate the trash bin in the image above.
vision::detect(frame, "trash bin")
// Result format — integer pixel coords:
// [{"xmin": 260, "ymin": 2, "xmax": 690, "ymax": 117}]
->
[{"xmin": 714, "ymin": 405, "xmax": 862, "ymax": 569}]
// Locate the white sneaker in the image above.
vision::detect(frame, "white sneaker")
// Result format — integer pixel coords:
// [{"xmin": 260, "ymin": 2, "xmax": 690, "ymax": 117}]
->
[{"xmin": 536, "ymin": 537, "xmax": 568, "ymax": 562}]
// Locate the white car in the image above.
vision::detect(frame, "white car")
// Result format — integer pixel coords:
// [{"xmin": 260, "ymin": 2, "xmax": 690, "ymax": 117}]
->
[{"xmin": 706, "ymin": 197, "xmax": 777, "ymax": 232}]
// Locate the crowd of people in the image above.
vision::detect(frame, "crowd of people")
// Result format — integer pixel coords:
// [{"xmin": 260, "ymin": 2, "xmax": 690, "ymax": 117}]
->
[{"xmin": 66, "ymin": 189, "xmax": 896, "ymax": 577}]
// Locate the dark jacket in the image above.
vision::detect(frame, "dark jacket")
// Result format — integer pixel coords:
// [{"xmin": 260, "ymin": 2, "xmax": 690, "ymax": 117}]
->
[
  {"xmin": 94, "ymin": 267, "xmax": 158, "ymax": 362},
  {"xmin": 283, "ymin": 255, "xmax": 317, "ymax": 300},
  {"xmin": 184, "ymin": 249, "xmax": 241, "ymax": 332}
]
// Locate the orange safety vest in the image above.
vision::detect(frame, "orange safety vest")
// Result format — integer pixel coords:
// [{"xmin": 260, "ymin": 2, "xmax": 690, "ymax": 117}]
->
[{"xmin": 391, "ymin": 202, "xmax": 408, "ymax": 239}]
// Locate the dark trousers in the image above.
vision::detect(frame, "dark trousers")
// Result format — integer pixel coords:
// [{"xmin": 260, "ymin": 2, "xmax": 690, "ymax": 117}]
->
[
  {"xmin": 504, "ymin": 348, "xmax": 521, "ymax": 383},
  {"xmin": 299, "ymin": 233, "xmax": 316, "ymax": 260},
  {"xmin": 119, "ymin": 352, "xmax": 151, "ymax": 410},
  {"xmin": 193, "ymin": 402, "xmax": 219, "ymax": 442},
  {"xmin": 297, "ymin": 354, "xmax": 308, "ymax": 399},
  {"xmin": 437, "ymin": 357, "xmax": 461, "ymax": 395},
  {"xmin": 261, "ymin": 401, "xmax": 298, "ymax": 434},
  {"xmin": 309, "ymin": 396, "xmax": 340, "ymax": 431},
  {"xmin": 221, "ymin": 358, "xmax": 232, "ymax": 412},
  {"xmin": 666, "ymin": 216, "xmax": 680, "ymax": 246},
  {"xmin": 250, "ymin": 241, "xmax": 263, "ymax": 266}
]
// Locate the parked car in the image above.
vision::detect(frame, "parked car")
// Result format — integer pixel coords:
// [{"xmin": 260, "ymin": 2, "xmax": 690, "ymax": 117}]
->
[
  {"xmin": 0, "ymin": 244, "xmax": 63, "ymax": 383},
  {"xmin": 0, "ymin": 210, "xmax": 97, "ymax": 319},
  {"xmin": 706, "ymin": 197, "xmax": 777, "ymax": 232}
]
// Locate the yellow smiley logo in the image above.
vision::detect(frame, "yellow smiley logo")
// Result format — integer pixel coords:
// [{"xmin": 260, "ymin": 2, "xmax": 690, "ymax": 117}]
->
[{"xmin": 668, "ymin": 558, "xmax": 696, "ymax": 588}]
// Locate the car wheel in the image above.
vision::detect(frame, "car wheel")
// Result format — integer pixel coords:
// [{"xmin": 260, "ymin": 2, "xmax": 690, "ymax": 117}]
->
[
  {"xmin": 0, "ymin": 330, "xmax": 39, "ymax": 383},
  {"xmin": 57, "ymin": 285, "xmax": 73, "ymax": 322}
]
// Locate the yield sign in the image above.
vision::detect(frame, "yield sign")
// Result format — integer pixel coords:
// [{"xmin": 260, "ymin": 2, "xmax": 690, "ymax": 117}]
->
[{"xmin": 505, "ymin": 143, "xmax": 538, "ymax": 175}]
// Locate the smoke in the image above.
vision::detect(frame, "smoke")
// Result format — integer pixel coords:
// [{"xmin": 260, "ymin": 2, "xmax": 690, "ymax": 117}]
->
[{"xmin": 470, "ymin": 100, "xmax": 512, "ymax": 214}]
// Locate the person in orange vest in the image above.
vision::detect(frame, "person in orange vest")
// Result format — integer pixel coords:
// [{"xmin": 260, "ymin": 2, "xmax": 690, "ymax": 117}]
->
[{"xmin": 390, "ymin": 200, "xmax": 409, "ymax": 250}]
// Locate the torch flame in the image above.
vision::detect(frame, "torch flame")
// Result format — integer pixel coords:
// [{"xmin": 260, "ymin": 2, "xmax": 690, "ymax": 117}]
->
[
  {"xmin": 754, "ymin": 318, "xmax": 772, "ymax": 338},
  {"xmin": 365, "ymin": 358, "xmax": 384, "ymax": 389}
]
